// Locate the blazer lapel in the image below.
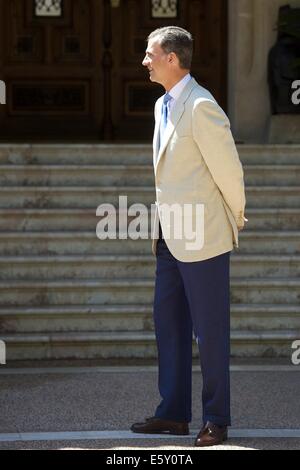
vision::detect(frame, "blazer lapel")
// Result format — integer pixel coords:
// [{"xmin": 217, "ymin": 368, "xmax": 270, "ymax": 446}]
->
[{"xmin": 154, "ymin": 78, "xmax": 197, "ymax": 173}]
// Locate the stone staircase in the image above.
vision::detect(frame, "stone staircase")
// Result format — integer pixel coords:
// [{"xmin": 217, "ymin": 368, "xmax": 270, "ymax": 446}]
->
[{"xmin": 0, "ymin": 144, "xmax": 299, "ymax": 361}]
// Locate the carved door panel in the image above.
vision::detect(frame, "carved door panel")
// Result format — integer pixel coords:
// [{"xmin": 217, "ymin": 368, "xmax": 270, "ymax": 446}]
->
[
  {"xmin": 0, "ymin": 0, "xmax": 104, "ymax": 140},
  {"xmin": 110, "ymin": 0, "xmax": 227, "ymax": 141},
  {"xmin": 0, "ymin": 0, "xmax": 227, "ymax": 141}
]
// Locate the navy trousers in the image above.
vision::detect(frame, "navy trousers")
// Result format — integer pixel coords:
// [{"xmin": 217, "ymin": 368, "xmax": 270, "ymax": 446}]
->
[{"xmin": 153, "ymin": 226, "xmax": 231, "ymax": 426}]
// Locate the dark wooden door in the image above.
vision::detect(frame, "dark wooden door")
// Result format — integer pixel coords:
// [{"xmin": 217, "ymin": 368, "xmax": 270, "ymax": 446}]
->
[
  {"xmin": 0, "ymin": 0, "xmax": 227, "ymax": 141},
  {"xmin": 0, "ymin": 0, "xmax": 104, "ymax": 141}
]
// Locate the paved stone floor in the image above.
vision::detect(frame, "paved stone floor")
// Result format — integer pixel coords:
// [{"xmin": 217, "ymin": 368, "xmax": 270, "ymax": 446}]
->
[{"xmin": 0, "ymin": 361, "xmax": 299, "ymax": 450}]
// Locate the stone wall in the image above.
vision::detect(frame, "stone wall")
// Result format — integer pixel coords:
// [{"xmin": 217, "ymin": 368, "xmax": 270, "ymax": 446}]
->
[{"xmin": 228, "ymin": 0, "xmax": 300, "ymax": 143}]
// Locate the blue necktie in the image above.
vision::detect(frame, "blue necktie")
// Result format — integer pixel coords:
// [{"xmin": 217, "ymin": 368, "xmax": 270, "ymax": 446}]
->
[{"xmin": 159, "ymin": 93, "xmax": 172, "ymax": 149}]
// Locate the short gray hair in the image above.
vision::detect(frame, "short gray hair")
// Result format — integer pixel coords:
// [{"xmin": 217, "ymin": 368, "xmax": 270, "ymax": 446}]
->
[{"xmin": 147, "ymin": 26, "xmax": 193, "ymax": 69}]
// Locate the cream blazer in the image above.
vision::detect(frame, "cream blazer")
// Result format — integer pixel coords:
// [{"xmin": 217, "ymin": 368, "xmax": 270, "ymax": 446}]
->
[{"xmin": 151, "ymin": 77, "xmax": 246, "ymax": 262}]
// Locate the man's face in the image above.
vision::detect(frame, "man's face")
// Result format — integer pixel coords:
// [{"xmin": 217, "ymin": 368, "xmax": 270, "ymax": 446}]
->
[{"xmin": 142, "ymin": 38, "xmax": 170, "ymax": 85}]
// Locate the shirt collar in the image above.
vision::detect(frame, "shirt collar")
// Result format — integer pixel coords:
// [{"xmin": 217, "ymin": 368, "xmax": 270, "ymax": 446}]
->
[{"xmin": 168, "ymin": 73, "xmax": 192, "ymax": 102}]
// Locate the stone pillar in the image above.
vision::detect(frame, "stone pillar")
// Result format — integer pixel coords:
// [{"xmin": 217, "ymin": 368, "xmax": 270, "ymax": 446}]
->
[{"xmin": 228, "ymin": 0, "xmax": 300, "ymax": 143}]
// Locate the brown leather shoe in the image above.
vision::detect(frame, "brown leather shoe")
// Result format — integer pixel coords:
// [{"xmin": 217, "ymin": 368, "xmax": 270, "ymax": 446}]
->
[
  {"xmin": 131, "ymin": 416, "xmax": 189, "ymax": 435},
  {"xmin": 194, "ymin": 421, "xmax": 228, "ymax": 447}
]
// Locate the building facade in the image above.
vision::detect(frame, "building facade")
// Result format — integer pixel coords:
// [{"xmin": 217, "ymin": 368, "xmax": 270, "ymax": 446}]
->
[{"xmin": 2, "ymin": 0, "xmax": 298, "ymax": 143}]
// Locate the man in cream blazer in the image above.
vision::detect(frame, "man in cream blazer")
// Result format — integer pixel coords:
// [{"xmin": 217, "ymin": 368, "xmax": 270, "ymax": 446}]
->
[{"xmin": 131, "ymin": 26, "xmax": 246, "ymax": 447}]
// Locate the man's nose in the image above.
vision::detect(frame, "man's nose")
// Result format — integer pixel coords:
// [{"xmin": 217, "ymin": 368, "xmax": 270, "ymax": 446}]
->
[{"xmin": 142, "ymin": 56, "xmax": 148, "ymax": 66}]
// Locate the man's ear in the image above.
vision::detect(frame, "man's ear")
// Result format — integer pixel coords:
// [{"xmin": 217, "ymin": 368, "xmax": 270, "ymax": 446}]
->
[
  {"xmin": 170, "ymin": 52, "xmax": 180, "ymax": 67},
  {"xmin": 168, "ymin": 52, "xmax": 177, "ymax": 64}
]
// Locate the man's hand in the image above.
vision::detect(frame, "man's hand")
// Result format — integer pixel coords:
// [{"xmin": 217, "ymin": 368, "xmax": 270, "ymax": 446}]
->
[{"xmin": 237, "ymin": 216, "xmax": 248, "ymax": 232}]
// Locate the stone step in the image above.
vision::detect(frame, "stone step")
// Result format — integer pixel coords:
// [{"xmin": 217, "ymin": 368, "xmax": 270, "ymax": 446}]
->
[
  {"xmin": 230, "ymin": 304, "xmax": 300, "ymax": 331},
  {"xmin": 0, "ymin": 144, "xmax": 298, "ymax": 362},
  {"xmin": 0, "ymin": 164, "xmax": 299, "ymax": 186},
  {"xmin": 1, "ymin": 304, "xmax": 299, "ymax": 334},
  {"xmin": 0, "ymin": 278, "xmax": 298, "ymax": 305},
  {"xmin": 0, "ymin": 254, "xmax": 299, "ymax": 280},
  {"xmin": 237, "ymin": 145, "xmax": 300, "ymax": 164},
  {"xmin": 1, "ymin": 329, "xmax": 297, "ymax": 359},
  {"xmin": 244, "ymin": 166, "xmax": 300, "ymax": 185},
  {"xmin": 0, "ymin": 144, "xmax": 299, "ymax": 165},
  {"xmin": 0, "ymin": 208, "xmax": 299, "ymax": 231},
  {"xmin": 0, "ymin": 165, "xmax": 155, "ymax": 187},
  {"xmin": 0, "ymin": 230, "xmax": 298, "ymax": 255},
  {"xmin": 0, "ymin": 144, "xmax": 153, "ymax": 165},
  {"xmin": 0, "ymin": 186, "xmax": 299, "ymax": 208}
]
